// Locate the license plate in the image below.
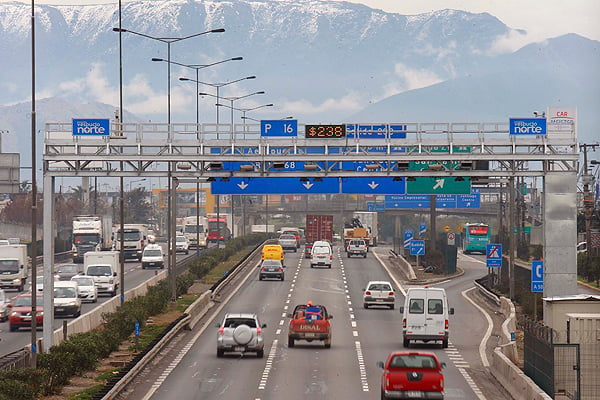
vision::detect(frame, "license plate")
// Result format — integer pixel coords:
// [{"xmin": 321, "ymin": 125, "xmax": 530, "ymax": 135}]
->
[
  {"xmin": 407, "ymin": 391, "xmax": 423, "ymax": 398},
  {"xmin": 234, "ymin": 346, "xmax": 245, "ymax": 352},
  {"xmin": 23, "ymin": 316, "xmax": 31, "ymax": 321},
  {"xmin": 304, "ymin": 332, "xmax": 315, "ymax": 338},
  {"xmin": 56, "ymin": 308, "xmax": 64, "ymax": 312},
  {"xmin": 376, "ymin": 299, "xmax": 384, "ymax": 302}
]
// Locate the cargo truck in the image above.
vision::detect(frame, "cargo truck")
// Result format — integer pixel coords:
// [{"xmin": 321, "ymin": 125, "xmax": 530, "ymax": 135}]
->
[
  {"xmin": 72, "ymin": 215, "xmax": 113, "ymax": 263},
  {"xmin": 305, "ymin": 215, "xmax": 334, "ymax": 256},
  {"xmin": 182, "ymin": 215, "xmax": 208, "ymax": 249},
  {"xmin": 0, "ymin": 245, "xmax": 29, "ymax": 292},
  {"xmin": 344, "ymin": 211, "xmax": 378, "ymax": 246},
  {"xmin": 84, "ymin": 251, "xmax": 120, "ymax": 297},
  {"xmin": 207, "ymin": 213, "xmax": 232, "ymax": 243},
  {"xmin": 112, "ymin": 224, "xmax": 148, "ymax": 261}
]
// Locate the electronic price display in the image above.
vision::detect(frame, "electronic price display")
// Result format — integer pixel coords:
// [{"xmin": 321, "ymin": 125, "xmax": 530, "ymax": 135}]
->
[{"xmin": 305, "ymin": 124, "xmax": 346, "ymax": 139}]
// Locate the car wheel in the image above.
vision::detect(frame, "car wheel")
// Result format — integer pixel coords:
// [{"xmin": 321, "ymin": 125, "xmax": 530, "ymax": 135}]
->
[
  {"xmin": 389, "ymin": 304, "xmax": 394, "ymax": 310},
  {"xmin": 217, "ymin": 348, "xmax": 224, "ymax": 358},
  {"xmin": 281, "ymin": 275, "xmax": 284, "ymax": 281},
  {"xmin": 257, "ymin": 349, "xmax": 264, "ymax": 358},
  {"xmin": 381, "ymin": 390, "xmax": 387, "ymax": 400},
  {"xmin": 9, "ymin": 325, "xmax": 17, "ymax": 332},
  {"xmin": 363, "ymin": 253, "xmax": 367, "ymax": 258},
  {"xmin": 74, "ymin": 310, "xmax": 81, "ymax": 317},
  {"xmin": 186, "ymin": 250, "xmax": 189, "ymax": 254},
  {"xmin": 364, "ymin": 303, "xmax": 368, "ymax": 309},
  {"xmin": 93, "ymin": 298, "xmax": 98, "ymax": 303},
  {"xmin": 288, "ymin": 337, "xmax": 294, "ymax": 348},
  {"xmin": 142, "ymin": 265, "xmax": 146, "ymax": 269},
  {"xmin": 324, "ymin": 338, "xmax": 331, "ymax": 348},
  {"xmin": 442, "ymin": 339, "xmax": 449, "ymax": 348},
  {"xmin": 403, "ymin": 337, "xmax": 409, "ymax": 348},
  {"xmin": 259, "ymin": 275, "xmax": 263, "ymax": 281},
  {"xmin": 328, "ymin": 264, "xmax": 331, "ymax": 269}
]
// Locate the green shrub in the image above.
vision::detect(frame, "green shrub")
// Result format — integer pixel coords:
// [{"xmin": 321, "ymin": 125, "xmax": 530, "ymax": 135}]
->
[{"xmin": 0, "ymin": 378, "xmax": 36, "ymax": 400}]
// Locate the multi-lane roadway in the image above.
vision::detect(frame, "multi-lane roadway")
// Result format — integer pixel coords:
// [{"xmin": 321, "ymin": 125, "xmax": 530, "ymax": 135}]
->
[{"xmin": 123, "ymin": 246, "xmax": 517, "ymax": 400}]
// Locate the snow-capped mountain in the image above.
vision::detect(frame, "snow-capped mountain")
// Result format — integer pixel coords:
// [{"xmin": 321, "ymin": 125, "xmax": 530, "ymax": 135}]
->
[{"xmin": 0, "ymin": 0, "xmax": 598, "ymax": 168}]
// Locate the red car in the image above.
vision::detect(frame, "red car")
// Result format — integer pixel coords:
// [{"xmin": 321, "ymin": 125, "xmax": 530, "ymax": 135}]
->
[
  {"xmin": 8, "ymin": 293, "xmax": 44, "ymax": 332},
  {"xmin": 377, "ymin": 351, "xmax": 445, "ymax": 399}
]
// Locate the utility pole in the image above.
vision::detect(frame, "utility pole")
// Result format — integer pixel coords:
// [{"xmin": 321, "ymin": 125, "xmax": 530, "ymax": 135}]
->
[{"xmin": 581, "ymin": 143, "xmax": 598, "ymax": 276}]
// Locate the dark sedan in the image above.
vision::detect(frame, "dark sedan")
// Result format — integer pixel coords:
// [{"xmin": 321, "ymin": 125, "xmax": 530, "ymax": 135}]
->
[{"xmin": 54, "ymin": 263, "xmax": 82, "ymax": 281}]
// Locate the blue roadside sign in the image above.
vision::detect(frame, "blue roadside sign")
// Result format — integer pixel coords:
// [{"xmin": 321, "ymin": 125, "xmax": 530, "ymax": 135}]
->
[
  {"xmin": 419, "ymin": 222, "xmax": 427, "ymax": 236},
  {"xmin": 260, "ymin": 120, "xmax": 298, "ymax": 137},
  {"xmin": 410, "ymin": 240, "xmax": 425, "ymax": 256},
  {"xmin": 72, "ymin": 119, "xmax": 110, "ymax": 136},
  {"xmin": 134, "ymin": 322, "xmax": 140, "ymax": 337},
  {"xmin": 509, "ymin": 118, "xmax": 547, "ymax": 135},
  {"xmin": 403, "ymin": 230, "xmax": 414, "ymax": 248},
  {"xmin": 486, "ymin": 243, "xmax": 502, "ymax": 267},
  {"xmin": 531, "ymin": 260, "xmax": 544, "ymax": 293}
]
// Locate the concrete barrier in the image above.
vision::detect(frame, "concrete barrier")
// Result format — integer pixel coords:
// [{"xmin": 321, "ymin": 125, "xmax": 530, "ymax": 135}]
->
[
  {"xmin": 185, "ymin": 290, "xmax": 212, "ymax": 330},
  {"xmin": 491, "ymin": 348, "xmax": 552, "ymax": 400}
]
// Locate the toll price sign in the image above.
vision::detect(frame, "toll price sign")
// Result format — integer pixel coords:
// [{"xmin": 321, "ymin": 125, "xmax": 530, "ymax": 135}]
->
[{"xmin": 305, "ymin": 124, "xmax": 346, "ymax": 138}]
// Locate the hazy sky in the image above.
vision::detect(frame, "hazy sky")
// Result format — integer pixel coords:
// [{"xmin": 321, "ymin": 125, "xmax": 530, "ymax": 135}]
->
[{"xmin": 3, "ymin": 0, "xmax": 599, "ymax": 42}]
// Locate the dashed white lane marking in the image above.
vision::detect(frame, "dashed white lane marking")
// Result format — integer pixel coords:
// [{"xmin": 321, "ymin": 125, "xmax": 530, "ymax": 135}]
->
[
  {"xmin": 258, "ymin": 340, "xmax": 278, "ymax": 390},
  {"xmin": 445, "ymin": 342, "xmax": 483, "ymax": 399},
  {"xmin": 275, "ymin": 329, "xmax": 281, "ymax": 335},
  {"xmin": 355, "ymin": 341, "xmax": 369, "ymax": 391}
]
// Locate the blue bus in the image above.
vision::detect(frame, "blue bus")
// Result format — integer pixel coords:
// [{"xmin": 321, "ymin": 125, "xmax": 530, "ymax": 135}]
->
[{"xmin": 462, "ymin": 223, "xmax": 491, "ymax": 254}]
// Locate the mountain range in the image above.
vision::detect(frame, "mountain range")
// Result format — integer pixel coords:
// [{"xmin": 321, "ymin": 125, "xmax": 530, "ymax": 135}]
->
[{"xmin": 0, "ymin": 0, "xmax": 598, "ymax": 170}]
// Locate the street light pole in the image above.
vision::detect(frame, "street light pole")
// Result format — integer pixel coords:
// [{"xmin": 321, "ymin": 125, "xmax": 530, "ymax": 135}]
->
[{"xmin": 115, "ymin": 27, "xmax": 224, "ymax": 302}]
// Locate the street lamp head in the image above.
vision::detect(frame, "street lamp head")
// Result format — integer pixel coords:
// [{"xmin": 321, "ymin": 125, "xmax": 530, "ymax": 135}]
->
[
  {"xmin": 179, "ymin": 77, "xmax": 191, "ymax": 81},
  {"xmin": 152, "ymin": 57, "xmax": 165, "ymax": 62},
  {"xmin": 198, "ymin": 92, "xmax": 212, "ymax": 96},
  {"xmin": 231, "ymin": 57, "xmax": 244, "ymax": 61},
  {"xmin": 255, "ymin": 91, "xmax": 265, "ymax": 95},
  {"xmin": 211, "ymin": 28, "xmax": 226, "ymax": 33},
  {"xmin": 246, "ymin": 76, "xmax": 257, "ymax": 80},
  {"xmin": 112, "ymin": 27, "xmax": 127, "ymax": 32}
]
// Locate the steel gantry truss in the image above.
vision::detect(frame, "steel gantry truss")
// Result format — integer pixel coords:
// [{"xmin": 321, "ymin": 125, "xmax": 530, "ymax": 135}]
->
[{"xmin": 42, "ymin": 120, "xmax": 579, "ymax": 349}]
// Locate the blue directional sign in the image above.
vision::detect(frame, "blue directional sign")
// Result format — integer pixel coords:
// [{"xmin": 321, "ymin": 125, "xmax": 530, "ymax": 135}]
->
[
  {"xmin": 211, "ymin": 177, "xmax": 338, "ymax": 194},
  {"xmin": 366, "ymin": 202, "xmax": 385, "ymax": 212},
  {"xmin": 531, "ymin": 260, "xmax": 544, "ymax": 293},
  {"xmin": 403, "ymin": 230, "xmax": 414, "ymax": 248},
  {"xmin": 419, "ymin": 222, "xmax": 427, "ymax": 237},
  {"xmin": 509, "ymin": 118, "xmax": 547, "ymax": 135},
  {"xmin": 134, "ymin": 322, "xmax": 140, "ymax": 337},
  {"xmin": 341, "ymin": 177, "xmax": 405, "ymax": 194},
  {"xmin": 384, "ymin": 190, "xmax": 481, "ymax": 209},
  {"xmin": 389, "ymin": 124, "xmax": 407, "ymax": 139},
  {"xmin": 260, "ymin": 120, "xmax": 298, "ymax": 137},
  {"xmin": 486, "ymin": 244, "xmax": 503, "ymax": 268},
  {"xmin": 72, "ymin": 118, "xmax": 110, "ymax": 136},
  {"xmin": 410, "ymin": 240, "xmax": 425, "ymax": 256}
]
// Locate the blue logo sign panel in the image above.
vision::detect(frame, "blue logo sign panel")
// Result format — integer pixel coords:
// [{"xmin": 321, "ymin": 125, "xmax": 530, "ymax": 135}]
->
[
  {"xmin": 366, "ymin": 202, "xmax": 385, "ymax": 212},
  {"xmin": 410, "ymin": 240, "xmax": 425, "ymax": 256},
  {"xmin": 419, "ymin": 222, "xmax": 427, "ymax": 236},
  {"xmin": 260, "ymin": 120, "xmax": 298, "ymax": 137},
  {"xmin": 509, "ymin": 118, "xmax": 547, "ymax": 135},
  {"xmin": 341, "ymin": 177, "xmax": 405, "ymax": 194},
  {"xmin": 403, "ymin": 230, "xmax": 414, "ymax": 248},
  {"xmin": 72, "ymin": 119, "xmax": 110, "ymax": 136},
  {"xmin": 486, "ymin": 244, "xmax": 503, "ymax": 268},
  {"xmin": 389, "ymin": 124, "xmax": 407, "ymax": 139},
  {"xmin": 211, "ymin": 177, "xmax": 338, "ymax": 194},
  {"xmin": 531, "ymin": 260, "xmax": 544, "ymax": 293}
]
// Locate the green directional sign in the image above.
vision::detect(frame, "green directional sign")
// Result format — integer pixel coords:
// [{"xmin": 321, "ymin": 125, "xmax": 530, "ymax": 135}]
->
[
  {"xmin": 407, "ymin": 177, "xmax": 471, "ymax": 194},
  {"xmin": 408, "ymin": 146, "xmax": 471, "ymax": 171}
]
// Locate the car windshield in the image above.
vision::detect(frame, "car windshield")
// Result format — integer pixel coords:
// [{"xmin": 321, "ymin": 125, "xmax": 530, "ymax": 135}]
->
[
  {"xmin": 184, "ymin": 225, "xmax": 204, "ymax": 234},
  {"xmin": 54, "ymin": 287, "xmax": 77, "ymax": 298},
  {"xmin": 313, "ymin": 247, "xmax": 330, "ymax": 254},
  {"xmin": 86, "ymin": 265, "xmax": 112, "ymax": 276},
  {"xmin": 73, "ymin": 233, "xmax": 100, "ymax": 245},
  {"xmin": 144, "ymin": 250, "xmax": 162, "ymax": 257},
  {"xmin": 72, "ymin": 277, "xmax": 94, "ymax": 286},
  {"xmin": 57, "ymin": 265, "xmax": 78, "ymax": 273},
  {"xmin": 280, "ymin": 235, "xmax": 295, "ymax": 240},
  {"xmin": 176, "ymin": 237, "xmax": 187, "ymax": 243},
  {"xmin": 0, "ymin": 260, "xmax": 19, "ymax": 273},
  {"xmin": 223, "ymin": 318, "xmax": 257, "ymax": 328},
  {"xmin": 14, "ymin": 295, "xmax": 42, "ymax": 307},
  {"xmin": 115, "ymin": 230, "xmax": 141, "ymax": 241},
  {"xmin": 390, "ymin": 354, "xmax": 437, "ymax": 369},
  {"xmin": 368, "ymin": 283, "xmax": 391, "ymax": 291}
]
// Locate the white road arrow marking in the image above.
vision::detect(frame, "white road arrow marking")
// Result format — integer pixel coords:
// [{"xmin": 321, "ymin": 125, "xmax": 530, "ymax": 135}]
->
[
  {"xmin": 368, "ymin": 181, "xmax": 379, "ymax": 190},
  {"xmin": 433, "ymin": 178, "xmax": 445, "ymax": 190},
  {"xmin": 302, "ymin": 182, "xmax": 314, "ymax": 189},
  {"xmin": 237, "ymin": 181, "xmax": 249, "ymax": 190}
]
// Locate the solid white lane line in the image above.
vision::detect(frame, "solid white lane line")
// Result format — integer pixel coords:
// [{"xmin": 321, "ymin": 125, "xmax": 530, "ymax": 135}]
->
[{"xmin": 461, "ymin": 287, "xmax": 492, "ymax": 367}]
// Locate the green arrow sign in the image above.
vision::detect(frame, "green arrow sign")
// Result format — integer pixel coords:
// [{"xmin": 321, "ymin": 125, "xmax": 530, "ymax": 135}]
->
[{"xmin": 407, "ymin": 177, "xmax": 471, "ymax": 194}]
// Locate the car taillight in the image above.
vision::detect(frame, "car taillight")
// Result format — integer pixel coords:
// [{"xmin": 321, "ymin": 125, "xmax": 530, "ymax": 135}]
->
[
  {"xmin": 403, "ymin": 318, "xmax": 406, "ymax": 328},
  {"xmin": 278, "ymin": 268, "xmax": 283, "ymax": 271},
  {"xmin": 365, "ymin": 291, "xmax": 371, "ymax": 296},
  {"xmin": 260, "ymin": 267, "xmax": 265, "ymax": 271},
  {"xmin": 389, "ymin": 292, "xmax": 394, "ymax": 296},
  {"xmin": 329, "ymin": 254, "xmax": 332, "ymax": 260},
  {"xmin": 218, "ymin": 327, "xmax": 224, "ymax": 334},
  {"xmin": 445, "ymin": 319, "xmax": 449, "ymax": 329},
  {"xmin": 256, "ymin": 327, "xmax": 262, "ymax": 334}
]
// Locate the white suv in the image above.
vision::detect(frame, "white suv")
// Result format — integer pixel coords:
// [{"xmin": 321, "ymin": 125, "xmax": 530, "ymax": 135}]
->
[
  {"xmin": 346, "ymin": 239, "xmax": 367, "ymax": 258},
  {"xmin": 216, "ymin": 313, "xmax": 266, "ymax": 358},
  {"xmin": 141, "ymin": 244, "xmax": 165, "ymax": 269}
]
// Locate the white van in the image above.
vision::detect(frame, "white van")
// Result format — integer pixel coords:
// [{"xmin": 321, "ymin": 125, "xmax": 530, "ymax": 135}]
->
[
  {"xmin": 310, "ymin": 240, "xmax": 332, "ymax": 268},
  {"xmin": 400, "ymin": 286, "xmax": 454, "ymax": 348}
]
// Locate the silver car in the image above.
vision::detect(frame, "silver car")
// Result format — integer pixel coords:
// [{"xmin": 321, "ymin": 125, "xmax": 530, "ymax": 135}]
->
[
  {"xmin": 216, "ymin": 313, "xmax": 266, "ymax": 358},
  {"xmin": 0, "ymin": 289, "xmax": 9, "ymax": 322},
  {"xmin": 363, "ymin": 280, "xmax": 396, "ymax": 309}
]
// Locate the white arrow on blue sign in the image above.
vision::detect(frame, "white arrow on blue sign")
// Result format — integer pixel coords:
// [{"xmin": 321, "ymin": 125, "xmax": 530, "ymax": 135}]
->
[
  {"xmin": 486, "ymin": 243, "xmax": 502, "ymax": 267},
  {"xmin": 419, "ymin": 222, "xmax": 427, "ymax": 236},
  {"xmin": 531, "ymin": 260, "xmax": 544, "ymax": 293}
]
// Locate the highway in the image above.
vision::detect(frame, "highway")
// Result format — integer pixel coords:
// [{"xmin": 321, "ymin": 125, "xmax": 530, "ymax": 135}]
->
[
  {"xmin": 124, "ymin": 246, "xmax": 515, "ymax": 400},
  {"xmin": 0, "ymin": 246, "xmax": 189, "ymax": 354}
]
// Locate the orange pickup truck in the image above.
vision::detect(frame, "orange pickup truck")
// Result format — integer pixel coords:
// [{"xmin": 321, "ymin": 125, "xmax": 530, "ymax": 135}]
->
[{"xmin": 287, "ymin": 303, "xmax": 333, "ymax": 348}]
